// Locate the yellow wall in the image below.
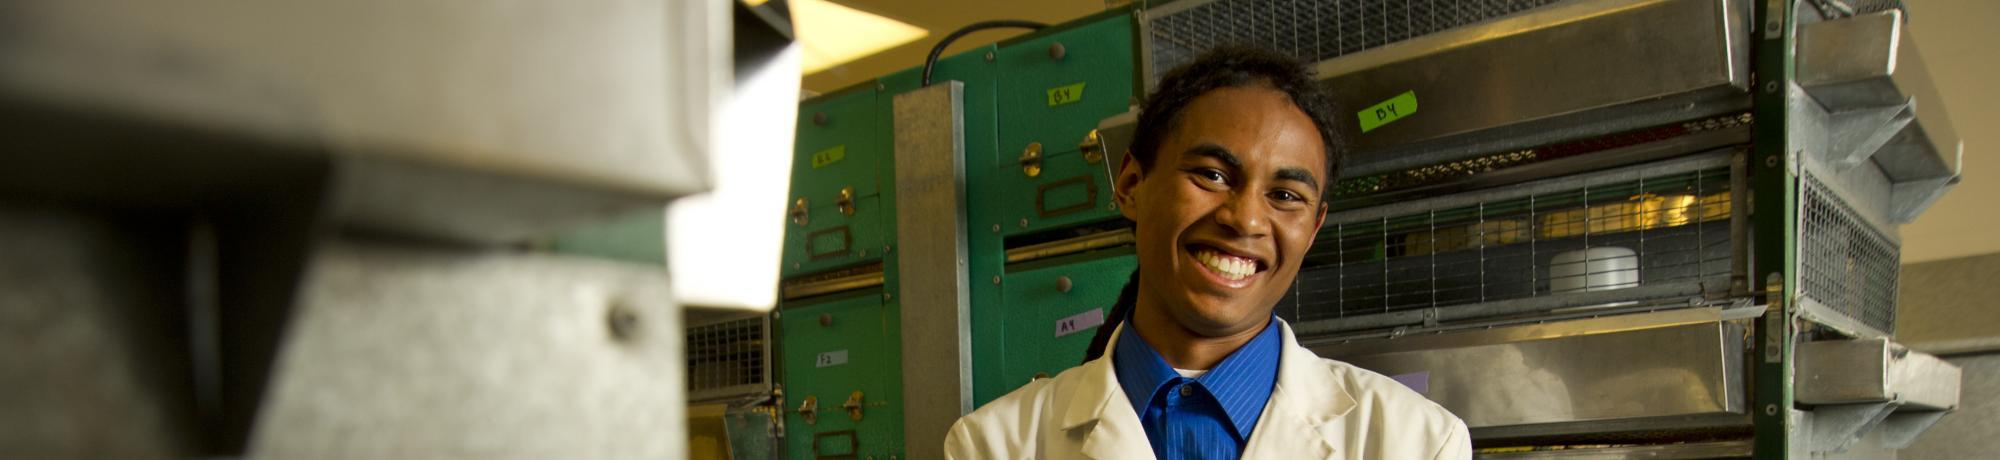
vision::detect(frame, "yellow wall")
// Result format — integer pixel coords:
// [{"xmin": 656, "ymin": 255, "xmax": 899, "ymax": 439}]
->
[{"xmin": 1899, "ymin": 0, "xmax": 2000, "ymax": 263}]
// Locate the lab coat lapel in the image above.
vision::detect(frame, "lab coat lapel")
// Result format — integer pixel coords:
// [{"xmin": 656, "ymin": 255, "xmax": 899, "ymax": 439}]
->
[
  {"xmin": 1242, "ymin": 320, "xmax": 1354, "ymax": 459},
  {"xmin": 1063, "ymin": 323, "xmax": 1156, "ymax": 459}
]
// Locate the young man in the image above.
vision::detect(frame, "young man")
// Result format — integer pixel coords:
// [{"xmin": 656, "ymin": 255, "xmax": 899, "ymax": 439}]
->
[{"xmin": 944, "ymin": 48, "xmax": 1471, "ymax": 459}]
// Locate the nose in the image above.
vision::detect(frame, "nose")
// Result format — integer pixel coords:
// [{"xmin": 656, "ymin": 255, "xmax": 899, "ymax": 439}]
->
[{"xmin": 1212, "ymin": 190, "xmax": 1270, "ymax": 238}]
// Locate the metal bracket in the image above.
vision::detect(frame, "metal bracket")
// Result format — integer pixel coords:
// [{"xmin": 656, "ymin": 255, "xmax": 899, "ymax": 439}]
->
[
  {"xmin": 792, "ymin": 197, "xmax": 810, "ymax": 226},
  {"xmin": 841, "ymin": 390, "xmax": 864, "ymax": 422},
  {"xmin": 835, "ymin": 187, "xmax": 856, "ymax": 216},
  {"xmin": 796, "ymin": 395, "xmax": 818, "ymax": 425},
  {"xmin": 1079, "ymin": 129, "xmax": 1105, "ymax": 164},
  {"xmin": 1808, "ymin": 402, "xmax": 1897, "ymax": 454},
  {"xmin": 1821, "ymin": 99, "xmax": 1914, "ymax": 169},
  {"xmin": 1019, "ymin": 142, "xmax": 1043, "ymax": 177},
  {"xmin": 1877, "ymin": 410, "xmax": 1951, "ymax": 449}
]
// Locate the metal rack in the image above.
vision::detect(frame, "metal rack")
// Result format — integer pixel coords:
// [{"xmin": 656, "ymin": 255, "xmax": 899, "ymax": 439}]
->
[
  {"xmin": 1799, "ymin": 172, "xmax": 1901, "ymax": 335},
  {"xmin": 1142, "ymin": 0, "xmax": 1571, "ymax": 85},
  {"xmin": 1130, "ymin": 0, "xmax": 1966, "ymax": 456},
  {"xmin": 1283, "ymin": 154, "xmax": 1737, "ymax": 327},
  {"xmin": 687, "ymin": 315, "xmax": 774, "ymax": 403}
]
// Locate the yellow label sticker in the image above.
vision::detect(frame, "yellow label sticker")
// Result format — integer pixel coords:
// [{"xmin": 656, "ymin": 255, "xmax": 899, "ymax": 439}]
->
[
  {"xmin": 810, "ymin": 145, "xmax": 846, "ymax": 169},
  {"xmin": 1358, "ymin": 90, "xmax": 1419, "ymax": 133},
  {"xmin": 1047, "ymin": 82, "xmax": 1086, "ymax": 107}
]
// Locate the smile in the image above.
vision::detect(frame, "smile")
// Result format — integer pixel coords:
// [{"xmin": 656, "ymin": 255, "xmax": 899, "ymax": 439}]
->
[{"xmin": 1188, "ymin": 244, "xmax": 1267, "ymax": 283}]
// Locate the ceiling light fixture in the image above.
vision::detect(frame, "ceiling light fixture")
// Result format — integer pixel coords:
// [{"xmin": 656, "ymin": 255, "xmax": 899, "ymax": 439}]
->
[{"xmin": 788, "ymin": 0, "xmax": 928, "ymax": 74}]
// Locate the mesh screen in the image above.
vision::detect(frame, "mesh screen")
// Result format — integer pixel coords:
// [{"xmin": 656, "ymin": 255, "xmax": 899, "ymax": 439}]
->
[
  {"xmin": 687, "ymin": 317, "xmax": 768, "ymax": 392},
  {"xmin": 1799, "ymin": 173, "xmax": 1899, "ymax": 333},
  {"xmin": 1145, "ymin": 0, "xmax": 1571, "ymax": 82},
  {"xmin": 1279, "ymin": 165, "xmax": 1735, "ymax": 322}
]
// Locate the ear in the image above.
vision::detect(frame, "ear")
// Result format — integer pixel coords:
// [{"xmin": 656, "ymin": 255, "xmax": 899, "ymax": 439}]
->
[{"xmin": 1114, "ymin": 151, "xmax": 1145, "ymax": 221}]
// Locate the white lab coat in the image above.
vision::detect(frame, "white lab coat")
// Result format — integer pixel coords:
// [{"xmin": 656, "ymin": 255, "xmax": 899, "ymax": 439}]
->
[{"xmin": 945, "ymin": 319, "xmax": 1471, "ymax": 459}]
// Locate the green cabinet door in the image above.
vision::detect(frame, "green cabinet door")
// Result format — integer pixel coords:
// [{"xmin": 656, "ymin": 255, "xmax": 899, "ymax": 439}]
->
[
  {"xmin": 996, "ymin": 253, "xmax": 1137, "ymax": 393},
  {"xmin": 786, "ymin": 89, "xmax": 890, "ymax": 277},
  {"xmin": 779, "ymin": 295, "xmax": 902, "ymax": 459},
  {"xmin": 987, "ymin": 14, "xmax": 1137, "ymax": 236}
]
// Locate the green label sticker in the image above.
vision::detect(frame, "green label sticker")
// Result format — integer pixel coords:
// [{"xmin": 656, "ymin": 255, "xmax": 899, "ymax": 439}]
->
[
  {"xmin": 1047, "ymin": 82, "xmax": 1086, "ymax": 107},
  {"xmin": 810, "ymin": 145, "xmax": 845, "ymax": 169},
  {"xmin": 1357, "ymin": 90, "xmax": 1419, "ymax": 133}
]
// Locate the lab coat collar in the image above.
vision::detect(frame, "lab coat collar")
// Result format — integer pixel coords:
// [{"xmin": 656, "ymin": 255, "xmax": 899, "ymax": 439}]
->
[
  {"xmin": 1064, "ymin": 319, "xmax": 1355, "ymax": 459},
  {"xmin": 1243, "ymin": 319, "xmax": 1355, "ymax": 458}
]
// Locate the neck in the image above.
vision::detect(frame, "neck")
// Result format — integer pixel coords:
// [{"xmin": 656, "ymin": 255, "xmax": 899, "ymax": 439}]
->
[{"xmin": 1127, "ymin": 285, "xmax": 1271, "ymax": 370}]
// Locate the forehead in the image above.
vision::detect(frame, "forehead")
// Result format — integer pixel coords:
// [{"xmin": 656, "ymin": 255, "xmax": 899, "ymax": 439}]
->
[{"xmin": 1160, "ymin": 86, "xmax": 1328, "ymax": 176}]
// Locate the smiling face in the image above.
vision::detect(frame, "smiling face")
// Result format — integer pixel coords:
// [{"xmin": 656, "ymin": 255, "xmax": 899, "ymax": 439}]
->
[{"xmin": 1115, "ymin": 84, "xmax": 1330, "ymax": 338}]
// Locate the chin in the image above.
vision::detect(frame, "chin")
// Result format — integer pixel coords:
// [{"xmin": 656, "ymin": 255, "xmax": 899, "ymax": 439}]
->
[{"xmin": 1174, "ymin": 296, "xmax": 1270, "ymax": 337}]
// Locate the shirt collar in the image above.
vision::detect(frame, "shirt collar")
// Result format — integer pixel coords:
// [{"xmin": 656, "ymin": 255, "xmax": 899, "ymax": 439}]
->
[{"xmin": 1111, "ymin": 314, "xmax": 1283, "ymax": 436}]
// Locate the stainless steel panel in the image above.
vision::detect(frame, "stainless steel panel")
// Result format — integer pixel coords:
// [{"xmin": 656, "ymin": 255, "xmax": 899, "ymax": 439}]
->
[
  {"xmin": 1313, "ymin": 0, "xmax": 1749, "ymax": 168},
  {"xmin": 250, "ymin": 239, "xmax": 685, "ymax": 457},
  {"xmin": 890, "ymin": 82, "xmax": 973, "ymax": 460},
  {"xmin": 0, "ymin": 0, "xmax": 724, "ymax": 243},
  {"xmin": 1797, "ymin": 338, "xmax": 1962, "ymax": 410},
  {"xmin": 1476, "ymin": 439, "xmax": 1752, "ymax": 459},
  {"xmin": 0, "ymin": 203, "xmax": 197, "ymax": 457},
  {"xmin": 1312, "ymin": 308, "xmax": 1746, "ymax": 430}
]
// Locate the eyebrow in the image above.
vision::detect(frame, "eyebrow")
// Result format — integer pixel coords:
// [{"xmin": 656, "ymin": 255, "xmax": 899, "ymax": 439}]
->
[
  {"xmin": 1184, "ymin": 143, "xmax": 1322, "ymax": 194},
  {"xmin": 1184, "ymin": 143, "xmax": 1241, "ymax": 169},
  {"xmin": 1276, "ymin": 167, "xmax": 1322, "ymax": 195}
]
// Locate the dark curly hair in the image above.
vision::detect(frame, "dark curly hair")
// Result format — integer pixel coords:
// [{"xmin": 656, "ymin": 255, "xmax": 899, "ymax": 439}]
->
[{"xmin": 1128, "ymin": 46, "xmax": 1345, "ymax": 200}]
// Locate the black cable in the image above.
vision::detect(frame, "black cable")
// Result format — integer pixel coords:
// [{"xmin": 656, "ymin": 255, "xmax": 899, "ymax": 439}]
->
[{"xmin": 920, "ymin": 20, "xmax": 1049, "ymax": 87}]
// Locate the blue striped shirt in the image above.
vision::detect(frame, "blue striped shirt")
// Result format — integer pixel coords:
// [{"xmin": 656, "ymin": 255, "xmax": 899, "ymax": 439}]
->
[{"xmin": 1112, "ymin": 317, "xmax": 1282, "ymax": 459}]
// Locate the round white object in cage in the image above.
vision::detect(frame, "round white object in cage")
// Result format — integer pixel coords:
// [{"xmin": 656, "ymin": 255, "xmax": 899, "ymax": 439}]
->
[{"xmin": 1549, "ymin": 247, "xmax": 1639, "ymax": 293}]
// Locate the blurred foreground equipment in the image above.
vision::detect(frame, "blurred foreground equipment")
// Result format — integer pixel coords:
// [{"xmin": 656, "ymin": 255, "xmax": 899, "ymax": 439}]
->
[{"xmin": 0, "ymin": 0, "xmax": 796, "ymax": 457}]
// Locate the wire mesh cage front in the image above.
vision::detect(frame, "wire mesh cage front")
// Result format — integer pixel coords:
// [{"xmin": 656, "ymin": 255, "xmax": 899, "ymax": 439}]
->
[
  {"xmin": 687, "ymin": 316, "xmax": 769, "ymax": 397},
  {"xmin": 1800, "ymin": 172, "xmax": 1900, "ymax": 334},
  {"xmin": 1143, "ymin": 0, "xmax": 1571, "ymax": 84},
  {"xmin": 1279, "ymin": 162, "xmax": 1736, "ymax": 323}
]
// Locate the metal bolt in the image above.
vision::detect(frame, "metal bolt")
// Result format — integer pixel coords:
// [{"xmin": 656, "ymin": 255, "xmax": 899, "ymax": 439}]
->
[
  {"xmin": 793, "ymin": 262, "xmax": 801, "ymax": 269},
  {"xmin": 1109, "ymin": 202, "xmax": 1118, "ymax": 210},
  {"xmin": 883, "ymin": 245, "xmax": 892, "ymax": 254},
  {"xmin": 991, "ymin": 224, "xmax": 1001, "ymax": 233},
  {"xmin": 875, "ymin": 82, "xmax": 885, "ymax": 92},
  {"xmin": 984, "ymin": 51, "xmax": 995, "ymax": 61},
  {"xmin": 992, "ymin": 275, "xmax": 1002, "ymax": 285},
  {"xmin": 1763, "ymin": 81, "xmax": 1778, "ymax": 93},
  {"xmin": 813, "ymin": 112, "xmax": 828, "ymax": 126},
  {"xmin": 1764, "ymin": 404, "xmax": 1779, "ymax": 415},
  {"xmin": 1049, "ymin": 42, "xmax": 1067, "ymax": 60},
  {"xmin": 820, "ymin": 313, "xmax": 833, "ymax": 327},
  {"xmin": 1018, "ymin": 218, "xmax": 1029, "ymax": 229},
  {"xmin": 883, "ymin": 293, "xmax": 893, "ymax": 301},
  {"xmin": 858, "ymin": 249, "xmax": 867, "ymax": 258},
  {"xmin": 1056, "ymin": 276, "xmax": 1073, "ymax": 293},
  {"xmin": 1765, "ymin": 155, "xmax": 1779, "ymax": 167},
  {"xmin": 607, "ymin": 304, "xmax": 641, "ymax": 342}
]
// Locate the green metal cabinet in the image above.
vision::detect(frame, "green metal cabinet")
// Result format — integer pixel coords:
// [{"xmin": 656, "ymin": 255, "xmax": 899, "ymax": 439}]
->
[
  {"xmin": 778, "ymin": 294, "xmax": 903, "ymax": 459},
  {"xmin": 987, "ymin": 14, "xmax": 1138, "ymax": 236},
  {"xmin": 786, "ymin": 89, "xmax": 890, "ymax": 278},
  {"xmin": 989, "ymin": 252, "xmax": 1137, "ymax": 401}
]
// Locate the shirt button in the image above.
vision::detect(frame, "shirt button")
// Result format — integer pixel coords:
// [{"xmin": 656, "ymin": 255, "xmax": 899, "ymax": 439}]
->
[{"xmin": 1179, "ymin": 385, "xmax": 1193, "ymax": 397}]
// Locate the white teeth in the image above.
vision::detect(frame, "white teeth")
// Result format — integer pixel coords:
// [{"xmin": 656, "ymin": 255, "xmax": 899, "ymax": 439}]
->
[{"xmin": 1194, "ymin": 248, "xmax": 1257, "ymax": 281}]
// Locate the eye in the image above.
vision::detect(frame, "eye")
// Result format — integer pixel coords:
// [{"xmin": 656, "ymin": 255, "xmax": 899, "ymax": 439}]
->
[
  {"xmin": 1269, "ymin": 189, "xmax": 1307, "ymax": 203},
  {"xmin": 1190, "ymin": 168, "xmax": 1227, "ymax": 184}
]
